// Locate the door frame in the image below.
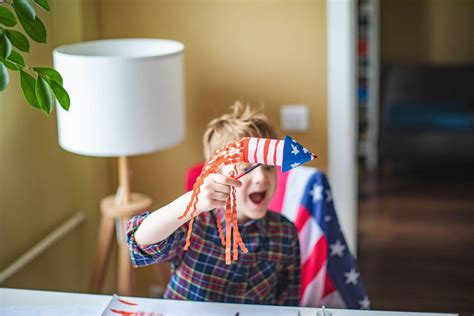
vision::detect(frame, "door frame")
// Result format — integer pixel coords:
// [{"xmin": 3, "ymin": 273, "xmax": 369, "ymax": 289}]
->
[{"xmin": 327, "ymin": 0, "xmax": 358, "ymax": 254}]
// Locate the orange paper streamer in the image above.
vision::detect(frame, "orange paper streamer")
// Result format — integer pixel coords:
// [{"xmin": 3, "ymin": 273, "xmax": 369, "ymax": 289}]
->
[{"xmin": 177, "ymin": 138, "xmax": 249, "ymax": 264}]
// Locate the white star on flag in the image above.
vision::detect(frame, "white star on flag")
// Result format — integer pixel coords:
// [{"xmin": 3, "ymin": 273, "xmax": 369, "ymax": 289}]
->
[
  {"xmin": 309, "ymin": 184, "xmax": 323, "ymax": 203},
  {"xmin": 325, "ymin": 189, "xmax": 332, "ymax": 203},
  {"xmin": 324, "ymin": 215, "xmax": 332, "ymax": 222},
  {"xmin": 359, "ymin": 296, "xmax": 371, "ymax": 309},
  {"xmin": 344, "ymin": 268, "xmax": 360, "ymax": 285},
  {"xmin": 291, "ymin": 144, "xmax": 300, "ymax": 155},
  {"xmin": 303, "ymin": 147, "xmax": 309, "ymax": 154},
  {"xmin": 290, "ymin": 162, "xmax": 300, "ymax": 168},
  {"xmin": 329, "ymin": 240, "xmax": 346, "ymax": 257}
]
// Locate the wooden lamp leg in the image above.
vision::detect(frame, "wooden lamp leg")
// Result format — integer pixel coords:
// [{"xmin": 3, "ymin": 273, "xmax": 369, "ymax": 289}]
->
[
  {"xmin": 116, "ymin": 156, "xmax": 133, "ymax": 295},
  {"xmin": 117, "ymin": 217, "xmax": 134, "ymax": 296},
  {"xmin": 89, "ymin": 211, "xmax": 115, "ymax": 293},
  {"xmin": 89, "ymin": 156, "xmax": 152, "ymax": 295}
]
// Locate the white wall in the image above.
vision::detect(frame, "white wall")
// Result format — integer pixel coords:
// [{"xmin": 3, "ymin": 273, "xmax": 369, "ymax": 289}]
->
[{"xmin": 327, "ymin": 0, "xmax": 357, "ymax": 254}]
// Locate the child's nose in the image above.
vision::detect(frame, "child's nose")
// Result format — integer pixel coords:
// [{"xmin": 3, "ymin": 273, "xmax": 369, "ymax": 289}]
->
[{"xmin": 252, "ymin": 167, "xmax": 268, "ymax": 183}]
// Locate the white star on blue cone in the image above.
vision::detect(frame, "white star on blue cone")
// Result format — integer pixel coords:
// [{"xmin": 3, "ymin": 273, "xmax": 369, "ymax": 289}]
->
[
  {"xmin": 281, "ymin": 135, "xmax": 316, "ymax": 172},
  {"xmin": 291, "ymin": 144, "xmax": 300, "ymax": 155}
]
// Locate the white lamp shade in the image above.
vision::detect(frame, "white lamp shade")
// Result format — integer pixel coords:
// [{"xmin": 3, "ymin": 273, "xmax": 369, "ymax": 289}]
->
[{"xmin": 53, "ymin": 39, "xmax": 185, "ymax": 157}]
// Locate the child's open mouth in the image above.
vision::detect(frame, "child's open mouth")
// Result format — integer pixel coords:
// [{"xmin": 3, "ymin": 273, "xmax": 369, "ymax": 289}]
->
[{"xmin": 249, "ymin": 191, "xmax": 267, "ymax": 204}]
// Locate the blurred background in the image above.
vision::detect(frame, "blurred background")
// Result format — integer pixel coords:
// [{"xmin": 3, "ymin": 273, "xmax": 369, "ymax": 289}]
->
[
  {"xmin": 356, "ymin": 0, "xmax": 473, "ymax": 315},
  {"xmin": 0, "ymin": 0, "xmax": 472, "ymax": 315}
]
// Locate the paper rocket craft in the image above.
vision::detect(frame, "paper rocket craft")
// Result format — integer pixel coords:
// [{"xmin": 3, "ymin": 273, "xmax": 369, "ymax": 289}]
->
[{"xmin": 243, "ymin": 135, "xmax": 317, "ymax": 172}]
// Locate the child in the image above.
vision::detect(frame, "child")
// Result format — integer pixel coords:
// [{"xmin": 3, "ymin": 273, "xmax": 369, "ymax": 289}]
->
[{"xmin": 127, "ymin": 101, "xmax": 300, "ymax": 305}]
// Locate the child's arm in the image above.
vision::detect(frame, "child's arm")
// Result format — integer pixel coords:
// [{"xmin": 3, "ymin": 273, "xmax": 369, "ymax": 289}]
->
[{"xmin": 133, "ymin": 173, "xmax": 241, "ymax": 246}]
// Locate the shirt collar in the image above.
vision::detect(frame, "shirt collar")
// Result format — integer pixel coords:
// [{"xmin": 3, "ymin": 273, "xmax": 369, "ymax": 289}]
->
[{"xmin": 213, "ymin": 208, "xmax": 267, "ymax": 237}]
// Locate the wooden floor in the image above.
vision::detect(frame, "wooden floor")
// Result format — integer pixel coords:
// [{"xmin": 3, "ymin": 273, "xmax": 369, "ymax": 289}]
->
[{"xmin": 357, "ymin": 161, "xmax": 474, "ymax": 315}]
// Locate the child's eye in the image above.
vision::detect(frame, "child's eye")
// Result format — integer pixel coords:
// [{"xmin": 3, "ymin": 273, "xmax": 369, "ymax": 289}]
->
[{"xmin": 264, "ymin": 165, "xmax": 275, "ymax": 171}]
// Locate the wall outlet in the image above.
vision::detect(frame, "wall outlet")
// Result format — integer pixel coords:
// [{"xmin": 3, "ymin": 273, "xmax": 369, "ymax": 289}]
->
[{"xmin": 280, "ymin": 104, "xmax": 309, "ymax": 132}]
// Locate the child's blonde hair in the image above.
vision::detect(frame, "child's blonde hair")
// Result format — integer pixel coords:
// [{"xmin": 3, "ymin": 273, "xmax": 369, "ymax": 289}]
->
[{"xmin": 203, "ymin": 101, "xmax": 278, "ymax": 159}]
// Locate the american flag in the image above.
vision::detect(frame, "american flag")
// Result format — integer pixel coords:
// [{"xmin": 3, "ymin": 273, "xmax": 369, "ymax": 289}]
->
[{"xmin": 269, "ymin": 166, "xmax": 370, "ymax": 309}]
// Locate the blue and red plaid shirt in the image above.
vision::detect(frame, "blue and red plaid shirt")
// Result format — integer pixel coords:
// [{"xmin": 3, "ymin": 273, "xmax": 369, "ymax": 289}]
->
[{"xmin": 127, "ymin": 209, "xmax": 300, "ymax": 306}]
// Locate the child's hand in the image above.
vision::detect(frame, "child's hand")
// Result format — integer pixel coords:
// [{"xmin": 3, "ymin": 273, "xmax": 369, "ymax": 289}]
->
[{"xmin": 196, "ymin": 173, "xmax": 242, "ymax": 213}]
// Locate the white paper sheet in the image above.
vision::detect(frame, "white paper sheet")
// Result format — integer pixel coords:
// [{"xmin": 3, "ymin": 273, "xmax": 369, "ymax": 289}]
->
[{"xmin": 102, "ymin": 294, "xmax": 299, "ymax": 316}]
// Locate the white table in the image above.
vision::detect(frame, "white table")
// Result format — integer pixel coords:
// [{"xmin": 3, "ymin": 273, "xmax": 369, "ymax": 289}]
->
[{"xmin": 0, "ymin": 288, "xmax": 458, "ymax": 316}]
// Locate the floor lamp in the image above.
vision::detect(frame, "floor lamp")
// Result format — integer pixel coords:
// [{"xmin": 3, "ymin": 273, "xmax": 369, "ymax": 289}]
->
[{"xmin": 53, "ymin": 39, "xmax": 185, "ymax": 295}]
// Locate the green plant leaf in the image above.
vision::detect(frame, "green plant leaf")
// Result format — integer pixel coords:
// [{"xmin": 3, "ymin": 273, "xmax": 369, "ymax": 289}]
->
[
  {"xmin": 0, "ymin": 6, "xmax": 18, "ymax": 27},
  {"xmin": 13, "ymin": 0, "xmax": 36, "ymax": 21},
  {"xmin": 7, "ymin": 50, "xmax": 25, "ymax": 67},
  {"xmin": 16, "ymin": 9, "xmax": 46, "ymax": 43},
  {"xmin": 50, "ymin": 80, "xmax": 69, "ymax": 111},
  {"xmin": 0, "ymin": 61, "xmax": 9, "ymax": 91},
  {"xmin": 33, "ymin": 67, "xmax": 62, "ymax": 85},
  {"xmin": 2, "ymin": 57, "xmax": 19, "ymax": 70},
  {"xmin": 36, "ymin": 75, "xmax": 53, "ymax": 114},
  {"xmin": 5, "ymin": 29, "xmax": 30, "ymax": 52},
  {"xmin": 20, "ymin": 69, "xmax": 40, "ymax": 108},
  {"xmin": 34, "ymin": 0, "xmax": 50, "ymax": 11},
  {"xmin": 0, "ymin": 32, "xmax": 12, "ymax": 59}
]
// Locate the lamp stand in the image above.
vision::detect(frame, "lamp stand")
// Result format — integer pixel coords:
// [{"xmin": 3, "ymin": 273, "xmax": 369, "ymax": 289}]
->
[{"xmin": 89, "ymin": 156, "xmax": 152, "ymax": 295}]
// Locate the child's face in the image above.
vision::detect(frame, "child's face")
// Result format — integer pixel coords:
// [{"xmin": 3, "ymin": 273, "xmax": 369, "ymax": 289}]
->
[{"xmin": 221, "ymin": 163, "xmax": 277, "ymax": 223}]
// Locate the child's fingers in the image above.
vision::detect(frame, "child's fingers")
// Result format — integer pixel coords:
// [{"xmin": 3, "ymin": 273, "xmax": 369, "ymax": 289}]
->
[
  {"xmin": 212, "ymin": 182, "xmax": 231, "ymax": 194},
  {"xmin": 200, "ymin": 197, "xmax": 226, "ymax": 211},
  {"xmin": 210, "ymin": 174, "xmax": 242, "ymax": 188},
  {"xmin": 208, "ymin": 191, "xmax": 229, "ymax": 202},
  {"xmin": 202, "ymin": 175, "xmax": 229, "ymax": 193},
  {"xmin": 210, "ymin": 199, "xmax": 226, "ymax": 209}
]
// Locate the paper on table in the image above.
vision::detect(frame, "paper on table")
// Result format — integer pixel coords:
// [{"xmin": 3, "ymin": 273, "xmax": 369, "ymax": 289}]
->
[{"xmin": 102, "ymin": 294, "xmax": 299, "ymax": 316}]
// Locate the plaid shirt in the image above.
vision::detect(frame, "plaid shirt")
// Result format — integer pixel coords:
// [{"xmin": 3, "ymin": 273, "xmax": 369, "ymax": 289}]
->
[{"xmin": 127, "ymin": 209, "xmax": 300, "ymax": 306}]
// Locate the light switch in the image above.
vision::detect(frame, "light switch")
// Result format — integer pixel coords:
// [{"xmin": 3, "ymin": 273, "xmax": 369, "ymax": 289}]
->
[{"xmin": 280, "ymin": 105, "xmax": 309, "ymax": 132}]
